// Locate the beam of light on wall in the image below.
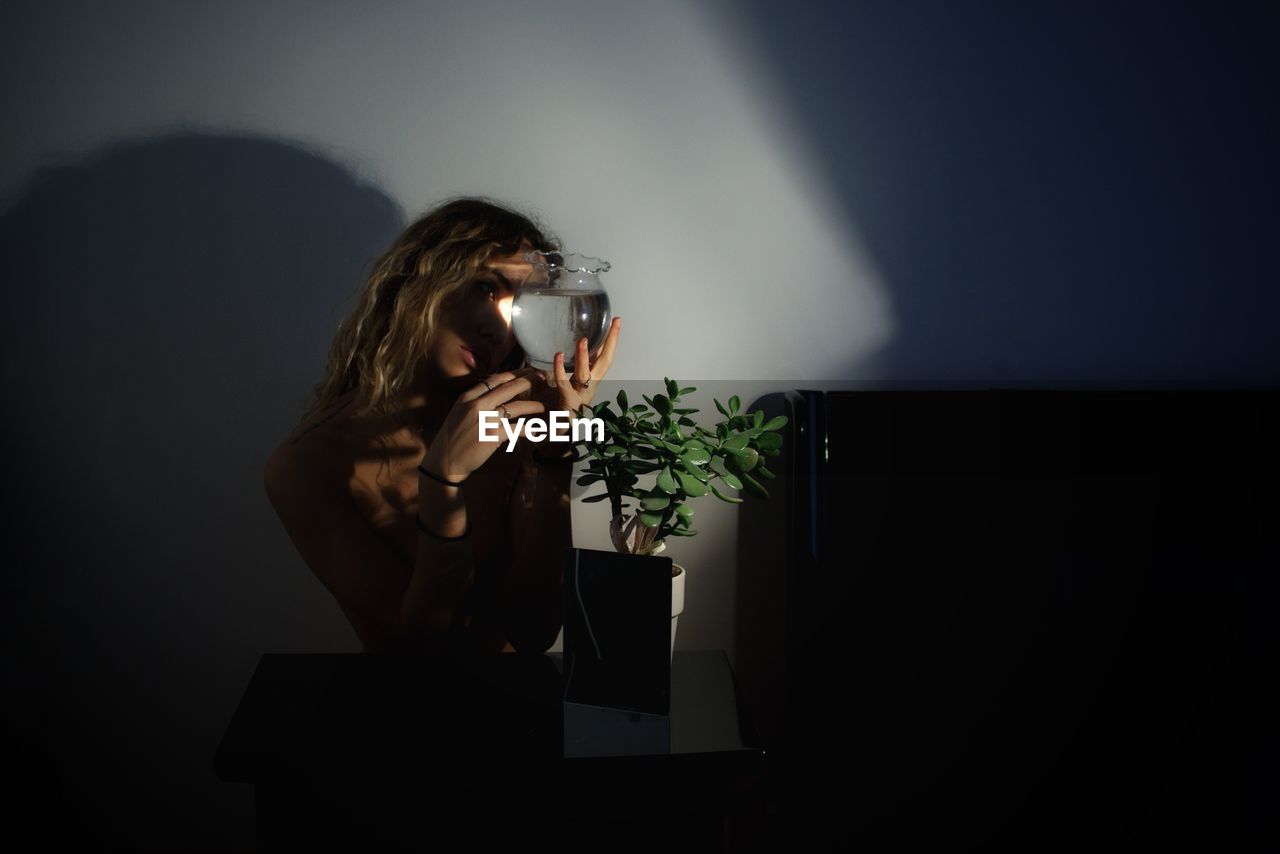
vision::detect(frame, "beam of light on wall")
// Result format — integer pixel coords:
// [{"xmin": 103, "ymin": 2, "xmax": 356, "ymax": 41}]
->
[{"xmin": 0, "ymin": 0, "xmax": 895, "ymax": 381}]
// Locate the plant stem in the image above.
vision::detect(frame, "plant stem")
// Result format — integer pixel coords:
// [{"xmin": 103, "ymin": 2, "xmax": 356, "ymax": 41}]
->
[
  {"xmin": 624, "ymin": 514, "xmax": 641, "ymax": 552},
  {"xmin": 606, "ymin": 466, "xmax": 623, "ymax": 521},
  {"xmin": 638, "ymin": 522, "xmax": 656, "ymax": 554}
]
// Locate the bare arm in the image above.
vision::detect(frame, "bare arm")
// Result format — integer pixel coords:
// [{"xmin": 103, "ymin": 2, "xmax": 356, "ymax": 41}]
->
[
  {"xmin": 264, "ymin": 371, "xmax": 546, "ymax": 652},
  {"xmin": 263, "ymin": 440, "xmax": 479, "ymax": 654},
  {"xmin": 495, "ymin": 320, "xmax": 622, "ymax": 652},
  {"xmin": 401, "ymin": 463, "xmax": 477, "ymax": 640},
  {"xmin": 499, "ymin": 440, "xmax": 574, "ymax": 653}
]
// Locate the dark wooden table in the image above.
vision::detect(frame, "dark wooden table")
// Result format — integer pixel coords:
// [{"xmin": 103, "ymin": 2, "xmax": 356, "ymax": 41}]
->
[{"xmin": 215, "ymin": 650, "xmax": 767, "ymax": 851}]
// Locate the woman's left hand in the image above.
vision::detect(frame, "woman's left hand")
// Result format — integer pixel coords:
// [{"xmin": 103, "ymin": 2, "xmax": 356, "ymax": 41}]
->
[{"xmin": 534, "ymin": 316, "xmax": 622, "ymax": 415}]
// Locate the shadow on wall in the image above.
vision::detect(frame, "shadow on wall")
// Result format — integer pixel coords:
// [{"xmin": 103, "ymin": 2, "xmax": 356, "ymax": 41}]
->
[
  {"xmin": 0, "ymin": 133, "xmax": 402, "ymax": 849},
  {"xmin": 719, "ymin": 1, "xmax": 1278, "ymax": 384}
]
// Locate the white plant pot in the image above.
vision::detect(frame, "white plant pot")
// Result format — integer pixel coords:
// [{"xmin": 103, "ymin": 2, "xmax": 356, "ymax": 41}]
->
[{"xmin": 670, "ymin": 564, "xmax": 685, "ymax": 663}]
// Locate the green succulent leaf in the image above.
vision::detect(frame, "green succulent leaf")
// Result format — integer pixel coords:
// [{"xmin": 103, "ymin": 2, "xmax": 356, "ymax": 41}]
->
[
  {"xmin": 714, "ymin": 398, "xmax": 729, "ymax": 417},
  {"xmin": 719, "ymin": 470, "xmax": 744, "ymax": 490},
  {"xmin": 741, "ymin": 472, "xmax": 769, "ymax": 499},
  {"xmin": 681, "ymin": 446, "xmax": 711, "ymax": 465},
  {"xmin": 629, "ymin": 404, "xmax": 650, "ymax": 414},
  {"xmin": 729, "ymin": 395, "xmax": 741, "ymax": 415},
  {"xmin": 679, "ymin": 386, "xmax": 696, "ymax": 395},
  {"xmin": 755, "ymin": 464, "xmax": 775, "ymax": 480},
  {"xmin": 762, "ymin": 415, "xmax": 789, "ymax": 432},
  {"xmin": 665, "ymin": 377, "xmax": 679, "ymax": 398},
  {"xmin": 753, "ymin": 410, "xmax": 764, "ymax": 428},
  {"xmin": 638, "ymin": 509, "xmax": 664, "ymax": 528},
  {"xmin": 674, "ymin": 503, "xmax": 693, "ymax": 520},
  {"xmin": 726, "ymin": 447, "xmax": 760, "ymax": 473},
  {"xmin": 656, "ymin": 466, "xmax": 678, "ymax": 494},
  {"xmin": 756, "ymin": 431, "xmax": 784, "ymax": 451},
  {"xmin": 582, "ymin": 493, "xmax": 610, "ymax": 503},
  {"xmin": 616, "ymin": 390, "xmax": 629, "ymax": 410},
  {"xmin": 641, "ymin": 491, "xmax": 671, "ymax": 511},
  {"xmin": 667, "ymin": 527, "xmax": 699, "ymax": 537},
  {"xmin": 723, "ymin": 433, "xmax": 750, "ymax": 453},
  {"xmin": 680, "ymin": 457, "xmax": 709, "ymax": 482},
  {"xmin": 654, "ymin": 394, "xmax": 672, "ymax": 416},
  {"xmin": 711, "ymin": 483, "xmax": 744, "ymax": 503},
  {"xmin": 675, "ymin": 470, "xmax": 709, "ymax": 496},
  {"xmin": 575, "ymin": 474, "xmax": 602, "ymax": 486},
  {"xmin": 677, "ymin": 416, "xmax": 696, "ymax": 427},
  {"xmin": 604, "ymin": 444, "xmax": 626, "ymax": 457}
]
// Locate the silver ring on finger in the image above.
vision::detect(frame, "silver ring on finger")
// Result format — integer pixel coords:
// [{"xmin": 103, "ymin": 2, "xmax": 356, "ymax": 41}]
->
[
  {"xmin": 580, "ymin": 375, "xmax": 592, "ymax": 389},
  {"xmin": 483, "ymin": 378, "xmax": 493, "ymax": 391},
  {"xmin": 499, "ymin": 403, "xmax": 510, "ymax": 420}
]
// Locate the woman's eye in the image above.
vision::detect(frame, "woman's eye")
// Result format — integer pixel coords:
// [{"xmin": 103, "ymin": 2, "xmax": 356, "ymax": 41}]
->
[{"xmin": 476, "ymin": 280, "xmax": 499, "ymax": 299}]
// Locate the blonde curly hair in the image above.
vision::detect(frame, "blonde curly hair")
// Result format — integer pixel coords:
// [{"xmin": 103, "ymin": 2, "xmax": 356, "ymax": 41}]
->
[{"xmin": 290, "ymin": 197, "xmax": 558, "ymax": 439}]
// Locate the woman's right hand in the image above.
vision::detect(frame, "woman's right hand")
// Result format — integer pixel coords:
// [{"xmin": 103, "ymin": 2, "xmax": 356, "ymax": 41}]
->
[{"xmin": 420, "ymin": 370, "xmax": 546, "ymax": 482}]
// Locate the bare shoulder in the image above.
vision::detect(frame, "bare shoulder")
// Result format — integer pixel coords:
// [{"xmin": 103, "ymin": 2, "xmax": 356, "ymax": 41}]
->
[
  {"xmin": 264, "ymin": 397, "xmax": 364, "ymax": 509},
  {"xmin": 264, "ymin": 430, "xmax": 353, "ymax": 519}
]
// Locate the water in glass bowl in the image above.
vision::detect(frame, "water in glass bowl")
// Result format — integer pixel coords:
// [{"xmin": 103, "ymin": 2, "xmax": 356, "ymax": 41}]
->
[{"xmin": 511, "ymin": 287, "xmax": 611, "ymax": 371}]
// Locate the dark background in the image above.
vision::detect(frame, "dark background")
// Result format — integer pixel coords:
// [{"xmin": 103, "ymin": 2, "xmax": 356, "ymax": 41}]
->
[{"xmin": 726, "ymin": 0, "xmax": 1278, "ymax": 383}]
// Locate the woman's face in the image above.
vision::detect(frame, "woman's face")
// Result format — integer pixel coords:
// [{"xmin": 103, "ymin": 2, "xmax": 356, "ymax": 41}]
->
[{"xmin": 428, "ymin": 246, "xmax": 530, "ymax": 382}]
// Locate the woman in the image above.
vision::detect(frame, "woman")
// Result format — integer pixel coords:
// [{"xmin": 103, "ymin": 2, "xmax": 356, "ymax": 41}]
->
[{"xmin": 264, "ymin": 198, "xmax": 621, "ymax": 654}]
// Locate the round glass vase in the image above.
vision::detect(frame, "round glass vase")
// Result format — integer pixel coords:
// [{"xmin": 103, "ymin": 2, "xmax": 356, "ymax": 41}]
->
[{"xmin": 511, "ymin": 251, "xmax": 612, "ymax": 371}]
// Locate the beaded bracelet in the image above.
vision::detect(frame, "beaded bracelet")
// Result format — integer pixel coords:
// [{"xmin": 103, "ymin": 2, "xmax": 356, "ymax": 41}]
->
[
  {"xmin": 415, "ymin": 514, "xmax": 471, "ymax": 542},
  {"xmin": 416, "ymin": 463, "xmax": 466, "ymax": 487}
]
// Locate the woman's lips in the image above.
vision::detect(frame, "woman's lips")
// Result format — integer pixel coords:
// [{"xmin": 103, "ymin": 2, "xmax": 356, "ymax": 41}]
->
[{"xmin": 460, "ymin": 345, "xmax": 480, "ymax": 370}]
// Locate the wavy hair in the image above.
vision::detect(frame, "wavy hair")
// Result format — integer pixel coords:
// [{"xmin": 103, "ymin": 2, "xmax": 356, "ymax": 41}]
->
[{"xmin": 290, "ymin": 197, "xmax": 558, "ymax": 439}]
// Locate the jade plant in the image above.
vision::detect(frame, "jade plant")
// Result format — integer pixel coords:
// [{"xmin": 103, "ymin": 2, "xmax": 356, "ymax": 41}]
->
[{"xmin": 574, "ymin": 378, "xmax": 787, "ymax": 556}]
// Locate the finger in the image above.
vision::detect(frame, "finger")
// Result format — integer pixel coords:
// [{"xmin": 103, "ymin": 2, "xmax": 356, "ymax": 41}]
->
[
  {"xmin": 538, "ymin": 360, "xmax": 555, "ymax": 388},
  {"xmin": 475, "ymin": 376, "xmax": 535, "ymax": 408},
  {"xmin": 553, "ymin": 350, "xmax": 572, "ymax": 391},
  {"xmin": 510, "ymin": 363, "xmax": 552, "ymax": 388},
  {"xmin": 495, "ymin": 399, "xmax": 547, "ymax": 420},
  {"xmin": 574, "ymin": 337, "xmax": 591, "ymax": 384},
  {"xmin": 590, "ymin": 316, "xmax": 622, "ymax": 376},
  {"xmin": 460, "ymin": 370, "xmax": 524, "ymax": 402}
]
